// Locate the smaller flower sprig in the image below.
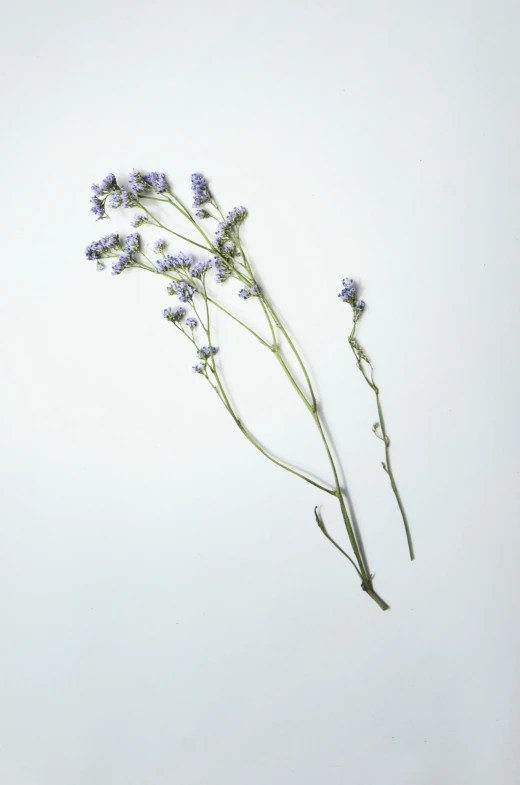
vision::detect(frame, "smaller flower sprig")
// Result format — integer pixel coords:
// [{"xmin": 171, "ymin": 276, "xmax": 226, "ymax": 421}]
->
[{"xmin": 339, "ymin": 278, "xmax": 415, "ymax": 561}]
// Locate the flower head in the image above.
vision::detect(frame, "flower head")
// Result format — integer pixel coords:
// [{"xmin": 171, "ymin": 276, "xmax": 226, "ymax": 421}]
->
[
  {"xmin": 190, "ymin": 172, "xmax": 211, "ymax": 207},
  {"xmin": 152, "ymin": 238, "xmax": 167, "ymax": 254},
  {"xmin": 131, "ymin": 213, "xmax": 150, "ymax": 228},
  {"xmin": 90, "ymin": 196, "xmax": 107, "ymax": 220},
  {"xmin": 226, "ymin": 206, "xmax": 247, "ymax": 227},
  {"xmin": 85, "ymin": 234, "xmax": 121, "ymax": 261},
  {"xmin": 119, "ymin": 188, "xmax": 138, "ymax": 208},
  {"xmin": 111, "ymin": 253, "xmax": 133, "ymax": 276},
  {"xmin": 91, "ymin": 174, "xmax": 118, "ymax": 196},
  {"xmin": 197, "ymin": 346, "xmax": 219, "ymax": 359},
  {"xmin": 338, "ymin": 278, "xmax": 366, "ymax": 314},
  {"xmin": 338, "ymin": 278, "xmax": 356, "ymax": 301},
  {"xmin": 123, "ymin": 233, "xmax": 140, "ymax": 254},
  {"xmin": 89, "ymin": 174, "xmax": 120, "ymax": 219},
  {"xmin": 145, "ymin": 171, "xmax": 168, "ymax": 193},
  {"xmin": 167, "ymin": 280, "xmax": 196, "ymax": 302},
  {"xmin": 185, "ymin": 317, "xmax": 197, "ymax": 329},
  {"xmin": 238, "ymin": 284, "xmax": 259, "ymax": 300},
  {"xmin": 189, "ymin": 259, "xmax": 212, "ymax": 279},
  {"xmin": 192, "ymin": 364, "xmax": 204, "ymax": 374},
  {"xmin": 128, "ymin": 169, "xmax": 151, "ymax": 196},
  {"xmin": 214, "ymin": 256, "xmax": 233, "ymax": 284},
  {"xmin": 163, "ymin": 306, "xmax": 186, "ymax": 323}
]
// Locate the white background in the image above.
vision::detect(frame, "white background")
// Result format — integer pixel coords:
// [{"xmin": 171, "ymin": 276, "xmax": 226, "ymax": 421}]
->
[{"xmin": 1, "ymin": 1, "xmax": 519, "ymax": 783}]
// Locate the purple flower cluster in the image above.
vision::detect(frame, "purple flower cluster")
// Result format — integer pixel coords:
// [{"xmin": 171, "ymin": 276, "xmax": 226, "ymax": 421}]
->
[
  {"xmin": 185, "ymin": 317, "xmax": 197, "ymax": 329},
  {"xmin": 129, "ymin": 169, "xmax": 168, "ymax": 196},
  {"xmin": 109, "ymin": 233, "xmax": 141, "ymax": 276},
  {"xmin": 238, "ymin": 284, "xmax": 259, "ymax": 300},
  {"xmin": 197, "ymin": 346, "xmax": 219, "ymax": 359},
  {"xmin": 215, "ymin": 206, "xmax": 247, "ymax": 240},
  {"xmin": 189, "ymin": 259, "xmax": 212, "ymax": 279},
  {"xmin": 195, "ymin": 208, "xmax": 211, "ymax": 219},
  {"xmin": 91, "ymin": 174, "xmax": 118, "ymax": 197},
  {"xmin": 107, "ymin": 188, "xmax": 137, "ymax": 209},
  {"xmin": 89, "ymin": 170, "xmax": 168, "ymax": 220},
  {"xmin": 146, "ymin": 171, "xmax": 168, "ymax": 193},
  {"xmin": 123, "ymin": 233, "xmax": 140, "ymax": 253},
  {"xmin": 167, "ymin": 280, "xmax": 196, "ymax": 302},
  {"xmin": 90, "ymin": 174, "xmax": 119, "ymax": 219},
  {"xmin": 225, "ymin": 206, "xmax": 247, "ymax": 226},
  {"xmin": 152, "ymin": 238, "xmax": 167, "ymax": 254},
  {"xmin": 338, "ymin": 277, "xmax": 365, "ymax": 312},
  {"xmin": 155, "ymin": 252, "xmax": 193, "ymax": 274},
  {"xmin": 163, "ymin": 306, "xmax": 186, "ymax": 323},
  {"xmin": 213, "ymin": 206, "xmax": 247, "ymax": 262},
  {"xmin": 90, "ymin": 174, "xmax": 128, "ymax": 219},
  {"xmin": 90, "ymin": 196, "xmax": 106, "ymax": 220},
  {"xmin": 111, "ymin": 254, "xmax": 133, "ymax": 276},
  {"xmin": 191, "ymin": 173, "xmax": 211, "ymax": 207},
  {"xmin": 85, "ymin": 233, "xmax": 121, "ymax": 261},
  {"xmin": 131, "ymin": 213, "xmax": 150, "ymax": 228},
  {"xmin": 214, "ymin": 256, "xmax": 232, "ymax": 284},
  {"xmin": 192, "ymin": 364, "xmax": 204, "ymax": 374}
]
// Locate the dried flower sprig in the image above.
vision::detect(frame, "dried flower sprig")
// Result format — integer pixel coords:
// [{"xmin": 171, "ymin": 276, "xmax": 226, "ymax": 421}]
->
[
  {"xmin": 84, "ymin": 169, "xmax": 392, "ymax": 610},
  {"xmin": 339, "ymin": 278, "xmax": 414, "ymax": 560}
]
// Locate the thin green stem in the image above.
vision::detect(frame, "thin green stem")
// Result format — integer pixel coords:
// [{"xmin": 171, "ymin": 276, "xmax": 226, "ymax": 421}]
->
[
  {"xmin": 311, "ymin": 410, "xmax": 368, "ymax": 576},
  {"xmin": 348, "ymin": 317, "xmax": 414, "ymax": 561},
  {"xmin": 314, "ymin": 506, "xmax": 363, "ymax": 580},
  {"xmin": 207, "ymin": 297, "xmax": 271, "ymax": 348},
  {"xmin": 137, "ymin": 202, "xmax": 214, "ymax": 254},
  {"xmin": 264, "ymin": 299, "xmax": 317, "ymax": 411},
  {"xmin": 198, "ymin": 281, "xmax": 336, "ymax": 496}
]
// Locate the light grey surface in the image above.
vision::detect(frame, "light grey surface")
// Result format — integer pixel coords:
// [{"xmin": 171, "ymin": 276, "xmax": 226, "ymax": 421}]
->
[{"xmin": 1, "ymin": 1, "xmax": 519, "ymax": 783}]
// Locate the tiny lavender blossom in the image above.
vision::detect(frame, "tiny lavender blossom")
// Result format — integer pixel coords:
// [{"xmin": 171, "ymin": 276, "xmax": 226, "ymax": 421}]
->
[
  {"xmin": 189, "ymin": 259, "xmax": 212, "ymax": 278},
  {"xmin": 111, "ymin": 253, "xmax": 133, "ymax": 276},
  {"xmin": 131, "ymin": 213, "xmax": 150, "ymax": 228},
  {"xmin": 123, "ymin": 233, "xmax": 140, "ymax": 254},
  {"xmin": 152, "ymin": 238, "xmax": 167, "ymax": 254},
  {"xmin": 197, "ymin": 346, "xmax": 219, "ymax": 359},
  {"xmin": 163, "ymin": 306, "xmax": 185, "ymax": 323},
  {"xmin": 238, "ymin": 284, "xmax": 259, "ymax": 300},
  {"xmin": 167, "ymin": 280, "xmax": 196, "ymax": 302},
  {"xmin": 185, "ymin": 317, "xmax": 197, "ymax": 329},
  {"xmin": 191, "ymin": 172, "xmax": 211, "ymax": 207},
  {"xmin": 338, "ymin": 277, "xmax": 357, "ymax": 302}
]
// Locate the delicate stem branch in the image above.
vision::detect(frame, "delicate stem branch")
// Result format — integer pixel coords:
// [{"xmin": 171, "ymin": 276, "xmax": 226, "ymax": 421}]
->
[
  {"xmin": 348, "ymin": 315, "xmax": 414, "ymax": 561},
  {"xmin": 137, "ymin": 201, "xmax": 214, "ymax": 254},
  {"xmin": 197, "ymin": 281, "xmax": 336, "ymax": 496},
  {"xmin": 314, "ymin": 506, "xmax": 363, "ymax": 579},
  {"xmin": 207, "ymin": 297, "xmax": 271, "ymax": 349}
]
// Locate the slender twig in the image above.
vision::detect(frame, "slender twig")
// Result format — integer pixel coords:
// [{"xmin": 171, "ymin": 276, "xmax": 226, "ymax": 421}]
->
[{"xmin": 348, "ymin": 314, "xmax": 414, "ymax": 561}]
